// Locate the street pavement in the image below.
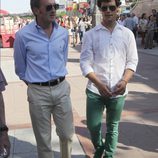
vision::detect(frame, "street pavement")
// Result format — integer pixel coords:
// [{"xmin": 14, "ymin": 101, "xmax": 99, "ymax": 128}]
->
[{"xmin": 0, "ymin": 38, "xmax": 158, "ymax": 158}]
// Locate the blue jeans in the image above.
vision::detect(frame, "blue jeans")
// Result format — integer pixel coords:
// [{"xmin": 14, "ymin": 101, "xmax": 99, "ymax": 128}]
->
[{"xmin": 86, "ymin": 89, "xmax": 125, "ymax": 158}]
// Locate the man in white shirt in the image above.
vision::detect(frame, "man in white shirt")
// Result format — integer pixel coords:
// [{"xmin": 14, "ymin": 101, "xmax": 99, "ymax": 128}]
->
[{"xmin": 80, "ymin": 0, "xmax": 138, "ymax": 158}]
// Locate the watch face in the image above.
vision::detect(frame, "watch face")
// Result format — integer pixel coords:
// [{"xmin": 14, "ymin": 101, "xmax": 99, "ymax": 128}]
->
[{"xmin": 0, "ymin": 147, "xmax": 8, "ymax": 157}]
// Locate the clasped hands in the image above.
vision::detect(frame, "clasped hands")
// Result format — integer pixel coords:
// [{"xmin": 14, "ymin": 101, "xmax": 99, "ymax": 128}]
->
[{"xmin": 97, "ymin": 80, "xmax": 127, "ymax": 98}]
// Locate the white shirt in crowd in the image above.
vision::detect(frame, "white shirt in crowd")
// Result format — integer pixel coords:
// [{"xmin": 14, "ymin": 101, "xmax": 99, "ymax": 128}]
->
[{"xmin": 78, "ymin": 20, "xmax": 86, "ymax": 32}]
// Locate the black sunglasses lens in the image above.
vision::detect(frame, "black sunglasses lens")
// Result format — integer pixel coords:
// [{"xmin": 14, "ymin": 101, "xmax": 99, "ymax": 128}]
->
[
  {"xmin": 46, "ymin": 4, "xmax": 59, "ymax": 12},
  {"xmin": 46, "ymin": 5, "xmax": 53, "ymax": 12},
  {"xmin": 101, "ymin": 6, "xmax": 107, "ymax": 11},
  {"xmin": 54, "ymin": 4, "xmax": 59, "ymax": 10},
  {"xmin": 109, "ymin": 6, "xmax": 116, "ymax": 11},
  {"xmin": 101, "ymin": 6, "xmax": 116, "ymax": 11}
]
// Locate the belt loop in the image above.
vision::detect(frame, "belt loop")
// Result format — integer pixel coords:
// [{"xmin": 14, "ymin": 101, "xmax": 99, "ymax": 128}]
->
[
  {"xmin": 48, "ymin": 81, "xmax": 51, "ymax": 86},
  {"xmin": 57, "ymin": 78, "xmax": 60, "ymax": 84}
]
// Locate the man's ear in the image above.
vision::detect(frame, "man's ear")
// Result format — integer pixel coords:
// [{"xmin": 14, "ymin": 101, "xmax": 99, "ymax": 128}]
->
[
  {"xmin": 116, "ymin": 7, "xmax": 121, "ymax": 14},
  {"xmin": 32, "ymin": 8, "xmax": 40, "ymax": 16}
]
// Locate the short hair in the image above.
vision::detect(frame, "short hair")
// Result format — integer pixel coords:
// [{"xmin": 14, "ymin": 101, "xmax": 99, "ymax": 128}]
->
[
  {"xmin": 30, "ymin": 0, "xmax": 40, "ymax": 10},
  {"xmin": 97, "ymin": 0, "xmax": 121, "ymax": 8}
]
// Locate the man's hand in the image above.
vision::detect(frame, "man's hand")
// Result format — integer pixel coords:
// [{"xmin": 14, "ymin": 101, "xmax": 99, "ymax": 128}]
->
[
  {"xmin": 86, "ymin": 72, "xmax": 113, "ymax": 98},
  {"xmin": 97, "ymin": 83, "xmax": 112, "ymax": 98},
  {"xmin": 112, "ymin": 80, "xmax": 127, "ymax": 96}
]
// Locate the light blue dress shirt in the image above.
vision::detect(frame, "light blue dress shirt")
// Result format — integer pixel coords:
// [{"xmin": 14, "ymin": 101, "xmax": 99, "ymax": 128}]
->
[{"xmin": 14, "ymin": 21, "xmax": 69, "ymax": 83}]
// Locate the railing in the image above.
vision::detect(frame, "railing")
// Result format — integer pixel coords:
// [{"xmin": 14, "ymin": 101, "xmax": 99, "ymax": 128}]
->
[{"xmin": 130, "ymin": 0, "xmax": 140, "ymax": 12}]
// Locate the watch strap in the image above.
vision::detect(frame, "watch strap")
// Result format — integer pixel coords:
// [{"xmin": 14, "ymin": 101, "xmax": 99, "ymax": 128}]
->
[{"xmin": 0, "ymin": 125, "xmax": 9, "ymax": 132}]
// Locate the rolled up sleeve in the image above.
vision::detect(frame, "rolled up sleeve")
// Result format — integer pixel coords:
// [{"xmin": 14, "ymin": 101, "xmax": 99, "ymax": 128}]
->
[
  {"xmin": 125, "ymin": 32, "xmax": 138, "ymax": 72},
  {"xmin": 80, "ymin": 32, "xmax": 94, "ymax": 76}
]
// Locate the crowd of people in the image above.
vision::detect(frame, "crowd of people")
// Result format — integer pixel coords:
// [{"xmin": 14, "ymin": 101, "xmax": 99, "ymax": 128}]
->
[
  {"xmin": 56, "ymin": 15, "xmax": 92, "ymax": 45},
  {"xmin": 55, "ymin": 9, "xmax": 158, "ymax": 49},
  {"xmin": 54, "ymin": 8, "xmax": 158, "ymax": 49},
  {"xmin": 118, "ymin": 9, "xmax": 158, "ymax": 49}
]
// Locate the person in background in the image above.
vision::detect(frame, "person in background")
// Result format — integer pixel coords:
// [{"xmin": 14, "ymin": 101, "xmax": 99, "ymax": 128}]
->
[
  {"xmin": 65, "ymin": 16, "xmax": 72, "ymax": 44},
  {"xmin": 80, "ymin": 0, "xmax": 138, "ymax": 158},
  {"xmin": 0, "ymin": 35, "xmax": 3, "ymax": 48},
  {"xmin": 78, "ymin": 17, "xmax": 86, "ymax": 44},
  {"xmin": 144, "ymin": 14, "xmax": 157, "ymax": 49},
  {"xmin": 13, "ymin": 0, "xmax": 74, "ymax": 158},
  {"xmin": 117, "ymin": 13, "xmax": 126, "ymax": 26},
  {"xmin": 0, "ymin": 68, "xmax": 10, "ymax": 158},
  {"xmin": 124, "ymin": 13, "xmax": 135, "ymax": 32},
  {"xmin": 132, "ymin": 13, "xmax": 139, "ymax": 38},
  {"xmin": 151, "ymin": 9, "xmax": 158, "ymax": 44},
  {"xmin": 139, "ymin": 13, "xmax": 148, "ymax": 46}
]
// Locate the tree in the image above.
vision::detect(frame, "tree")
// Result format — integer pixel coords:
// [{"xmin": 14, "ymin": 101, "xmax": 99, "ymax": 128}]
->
[{"xmin": 90, "ymin": 0, "xmax": 101, "ymax": 27}]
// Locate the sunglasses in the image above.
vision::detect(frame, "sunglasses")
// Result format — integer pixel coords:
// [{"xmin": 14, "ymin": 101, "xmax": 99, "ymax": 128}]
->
[
  {"xmin": 100, "ymin": 5, "xmax": 117, "ymax": 12},
  {"xmin": 46, "ymin": 3, "xmax": 59, "ymax": 12}
]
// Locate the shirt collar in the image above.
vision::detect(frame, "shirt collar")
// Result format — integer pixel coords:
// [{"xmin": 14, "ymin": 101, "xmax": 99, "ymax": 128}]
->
[
  {"xmin": 34, "ymin": 20, "xmax": 59, "ymax": 30},
  {"xmin": 95, "ymin": 22, "xmax": 123, "ymax": 31}
]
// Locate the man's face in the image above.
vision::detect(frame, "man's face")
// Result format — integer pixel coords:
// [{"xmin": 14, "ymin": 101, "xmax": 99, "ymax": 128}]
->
[
  {"xmin": 100, "ymin": 0, "xmax": 118, "ymax": 24},
  {"xmin": 36, "ymin": 0, "xmax": 58, "ymax": 23}
]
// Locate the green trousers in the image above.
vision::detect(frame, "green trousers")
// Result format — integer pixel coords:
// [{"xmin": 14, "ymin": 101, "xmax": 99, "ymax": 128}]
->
[{"xmin": 86, "ymin": 89, "xmax": 125, "ymax": 158}]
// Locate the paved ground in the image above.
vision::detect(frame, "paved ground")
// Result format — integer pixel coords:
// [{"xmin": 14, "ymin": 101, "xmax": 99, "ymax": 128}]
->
[{"xmin": 0, "ymin": 37, "xmax": 158, "ymax": 158}]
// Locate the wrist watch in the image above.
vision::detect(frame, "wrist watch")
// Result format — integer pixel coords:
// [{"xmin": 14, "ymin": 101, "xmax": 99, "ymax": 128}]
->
[{"xmin": 0, "ymin": 125, "xmax": 9, "ymax": 132}]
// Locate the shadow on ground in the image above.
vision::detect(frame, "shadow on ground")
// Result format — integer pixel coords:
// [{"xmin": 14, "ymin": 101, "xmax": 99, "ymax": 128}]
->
[
  {"xmin": 8, "ymin": 135, "xmax": 86, "ymax": 158},
  {"xmin": 119, "ymin": 122, "xmax": 158, "ymax": 153},
  {"xmin": 75, "ymin": 119, "xmax": 158, "ymax": 154}
]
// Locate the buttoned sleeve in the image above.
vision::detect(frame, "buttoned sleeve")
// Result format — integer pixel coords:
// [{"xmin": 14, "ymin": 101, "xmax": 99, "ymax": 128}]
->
[
  {"xmin": 64, "ymin": 30, "xmax": 69, "ymax": 66},
  {"xmin": 125, "ymin": 30, "xmax": 138, "ymax": 72},
  {"xmin": 80, "ymin": 31, "xmax": 94, "ymax": 76},
  {"xmin": 14, "ymin": 31, "xmax": 27, "ymax": 80}
]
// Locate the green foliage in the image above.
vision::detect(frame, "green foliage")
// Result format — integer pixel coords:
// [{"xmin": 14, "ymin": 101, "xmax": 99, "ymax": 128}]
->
[{"xmin": 56, "ymin": 11, "xmax": 66, "ymax": 17}]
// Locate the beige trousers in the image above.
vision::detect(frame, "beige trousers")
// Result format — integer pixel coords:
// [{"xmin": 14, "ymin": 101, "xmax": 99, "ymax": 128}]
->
[{"xmin": 27, "ymin": 80, "xmax": 74, "ymax": 158}]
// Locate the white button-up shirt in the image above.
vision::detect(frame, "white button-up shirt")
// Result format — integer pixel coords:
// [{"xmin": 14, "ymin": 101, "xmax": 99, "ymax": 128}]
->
[{"xmin": 80, "ymin": 23, "xmax": 138, "ymax": 96}]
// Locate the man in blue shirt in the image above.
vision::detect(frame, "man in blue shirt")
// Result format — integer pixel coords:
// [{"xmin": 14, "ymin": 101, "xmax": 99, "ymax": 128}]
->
[{"xmin": 14, "ymin": 0, "xmax": 74, "ymax": 158}]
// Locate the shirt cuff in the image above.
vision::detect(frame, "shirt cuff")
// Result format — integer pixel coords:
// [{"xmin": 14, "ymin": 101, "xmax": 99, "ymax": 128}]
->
[
  {"xmin": 126, "ymin": 64, "xmax": 137, "ymax": 72},
  {"xmin": 82, "ymin": 67, "xmax": 94, "ymax": 76}
]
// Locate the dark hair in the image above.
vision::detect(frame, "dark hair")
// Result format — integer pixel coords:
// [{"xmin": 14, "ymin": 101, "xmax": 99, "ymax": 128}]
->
[
  {"xmin": 141, "ymin": 13, "xmax": 146, "ymax": 19},
  {"xmin": 97, "ymin": 0, "xmax": 121, "ymax": 8},
  {"xmin": 30, "ymin": 0, "xmax": 40, "ymax": 10}
]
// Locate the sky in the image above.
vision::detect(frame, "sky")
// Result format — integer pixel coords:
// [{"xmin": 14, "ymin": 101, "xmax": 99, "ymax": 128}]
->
[
  {"xmin": 1, "ymin": 0, "xmax": 31, "ymax": 14},
  {"xmin": 0, "ymin": 0, "xmax": 84, "ymax": 14},
  {"xmin": 0, "ymin": 0, "xmax": 67, "ymax": 14}
]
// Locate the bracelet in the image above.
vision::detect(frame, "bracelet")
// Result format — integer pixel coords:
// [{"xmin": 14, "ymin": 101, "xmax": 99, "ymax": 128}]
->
[
  {"xmin": 121, "ymin": 79, "xmax": 127, "ymax": 84},
  {"xmin": 0, "ymin": 125, "xmax": 9, "ymax": 132}
]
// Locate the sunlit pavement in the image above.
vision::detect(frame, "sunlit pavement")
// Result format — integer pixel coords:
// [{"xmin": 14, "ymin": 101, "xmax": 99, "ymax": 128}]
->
[{"xmin": 1, "ymin": 37, "xmax": 158, "ymax": 158}]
